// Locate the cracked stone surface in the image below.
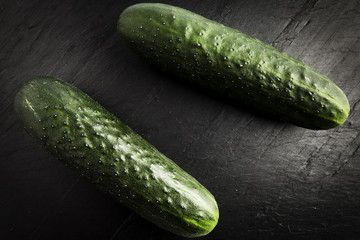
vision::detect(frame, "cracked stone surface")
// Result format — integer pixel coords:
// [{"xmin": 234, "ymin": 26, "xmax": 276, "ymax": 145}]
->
[{"xmin": 0, "ymin": 0, "xmax": 359, "ymax": 239}]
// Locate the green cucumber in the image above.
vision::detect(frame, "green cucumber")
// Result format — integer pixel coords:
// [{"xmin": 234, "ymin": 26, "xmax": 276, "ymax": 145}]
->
[
  {"xmin": 14, "ymin": 76, "xmax": 219, "ymax": 238},
  {"xmin": 117, "ymin": 3, "xmax": 350, "ymax": 130}
]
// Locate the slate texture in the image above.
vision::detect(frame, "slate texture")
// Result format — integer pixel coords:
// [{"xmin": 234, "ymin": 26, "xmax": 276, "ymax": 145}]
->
[{"xmin": 0, "ymin": 0, "xmax": 359, "ymax": 239}]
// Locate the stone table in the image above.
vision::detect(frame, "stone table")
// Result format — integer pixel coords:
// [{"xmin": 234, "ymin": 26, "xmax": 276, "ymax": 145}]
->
[{"xmin": 1, "ymin": 0, "xmax": 359, "ymax": 239}]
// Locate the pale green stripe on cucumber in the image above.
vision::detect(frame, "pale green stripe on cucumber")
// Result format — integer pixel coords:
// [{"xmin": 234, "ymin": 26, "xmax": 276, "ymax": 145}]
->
[
  {"xmin": 117, "ymin": 3, "xmax": 350, "ymax": 130},
  {"xmin": 14, "ymin": 76, "xmax": 219, "ymax": 238}
]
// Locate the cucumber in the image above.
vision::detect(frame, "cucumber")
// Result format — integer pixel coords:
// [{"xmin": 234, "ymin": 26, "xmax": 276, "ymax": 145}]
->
[
  {"xmin": 117, "ymin": 3, "xmax": 350, "ymax": 130},
  {"xmin": 14, "ymin": 76, "xmax": 219, "ymax": 238}
]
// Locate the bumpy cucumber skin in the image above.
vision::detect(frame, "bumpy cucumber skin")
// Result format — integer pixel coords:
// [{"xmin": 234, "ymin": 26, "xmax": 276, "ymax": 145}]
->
[
  {"xmin": 118, "ymin": 3, "xmax": 350, "ymax": 130},
  {"xmin": 14, "ymin": 76, "xmax": 219, "ymax": 238}
]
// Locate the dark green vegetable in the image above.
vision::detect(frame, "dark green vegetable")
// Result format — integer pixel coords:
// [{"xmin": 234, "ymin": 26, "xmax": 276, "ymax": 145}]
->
[
  {"xmin": 14, "ymin": 76, "xmax": 219, "ymax": 238},
  {"xmin": 117, "ymin": 3, "xmax": 350, "ymax": 130}
]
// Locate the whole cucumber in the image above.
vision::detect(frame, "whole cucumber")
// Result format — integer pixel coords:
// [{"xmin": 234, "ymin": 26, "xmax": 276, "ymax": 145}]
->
[
  {"xmin": 117, "ymin": 3, "xmax": 350, "ymax": 130},
  {"xmin": 14, "ymin": 76, "xmax": 219, "ymax": 238}
]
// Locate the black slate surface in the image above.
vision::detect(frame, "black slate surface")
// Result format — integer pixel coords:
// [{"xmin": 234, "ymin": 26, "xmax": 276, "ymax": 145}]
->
[{"xmin": 1, "ymin": 0, "xmax": 360, "ymax": 239}]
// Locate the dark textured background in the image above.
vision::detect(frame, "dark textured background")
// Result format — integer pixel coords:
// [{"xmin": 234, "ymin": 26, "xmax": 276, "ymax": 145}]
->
[{"xmin": 1, "ymin": 0, "xmax": 359, "ymax": 239}]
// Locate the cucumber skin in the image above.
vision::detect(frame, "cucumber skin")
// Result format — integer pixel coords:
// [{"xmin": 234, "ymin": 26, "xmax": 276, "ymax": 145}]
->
[
  {"xmin": 14, "ymin": 76, "xmax": 219, "ymax": 238},
  {"xmin": 118, "ymin": 3, "xmax": 350, "ymax": 130}
]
